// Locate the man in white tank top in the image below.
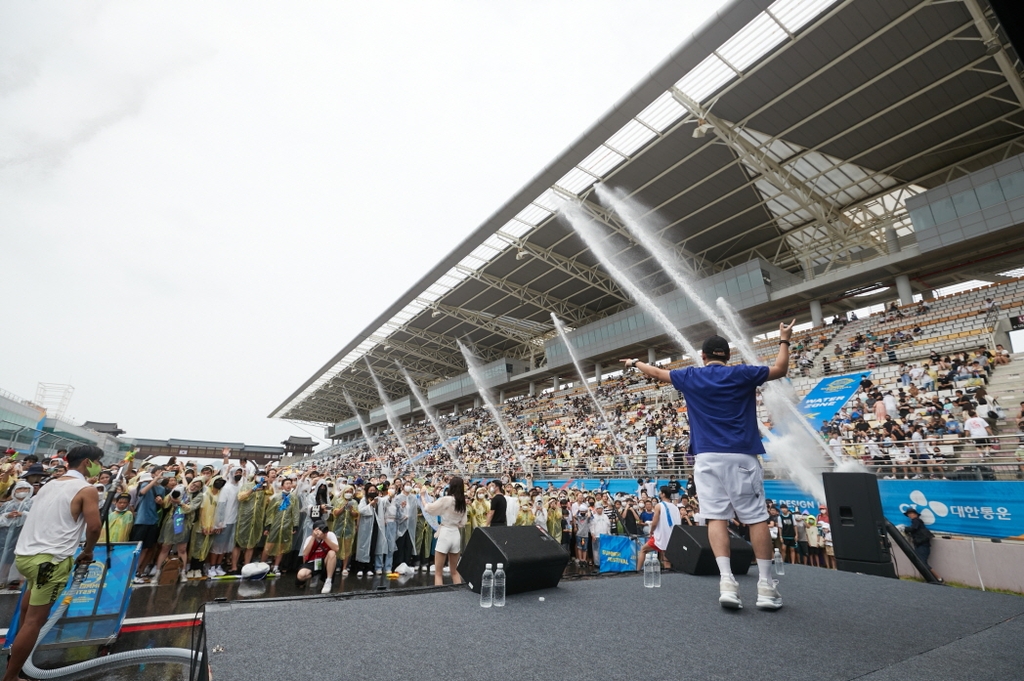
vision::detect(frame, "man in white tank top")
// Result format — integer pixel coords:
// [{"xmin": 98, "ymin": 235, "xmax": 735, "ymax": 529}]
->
[
  {"xmin": 3, "ymin": 445, "xmax": 102, "ymax": 681},
  {"xmin": 636, "ymin": 487, "xmax": 680, "ymax": 570}
]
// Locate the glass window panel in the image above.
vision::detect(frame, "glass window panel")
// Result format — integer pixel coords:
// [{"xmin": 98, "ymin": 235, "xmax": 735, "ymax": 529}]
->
[
  {"xmin": 999, "ymin": 171, "xmax": 1024, "ymax": 200},
  {"xmin": 951, "ymin": 189, "xmax": 980, "ymax": 218},
  {"xmin": 928, "ymin": 197, "xmax": 957, "ymax": 225},
  {"xmin": 909, "ymin": 206, "xmax": 935, "ymax": 231},
  {"xmin": 974, "ymin": 180, "xmax": 1005, "ymax": 209}
]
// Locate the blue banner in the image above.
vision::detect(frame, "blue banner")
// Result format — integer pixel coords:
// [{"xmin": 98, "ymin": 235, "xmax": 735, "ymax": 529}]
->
[
  {"xmin": 763, "ymin": 479, "xmax": 1024, "ymax": 540},
  {"xmin": 597, "ymin": 535, "xmax": 637, "ymax": 573},
  {"xmin": 879, "ymin": 480, "xmax": 1024, "ymax": 540},
  {"xmin": 797, "ymin": 372, "xmax": 868, "ymax": 427},
  {"xmin": 5, "ymin": 542, "xmax": 140, "ymax": 649}
]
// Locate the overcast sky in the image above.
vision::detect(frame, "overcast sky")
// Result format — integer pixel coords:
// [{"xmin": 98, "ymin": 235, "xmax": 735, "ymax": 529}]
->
[{"xmin": 1, "ymin": 0, "xmax": 728, "ymax": 447}]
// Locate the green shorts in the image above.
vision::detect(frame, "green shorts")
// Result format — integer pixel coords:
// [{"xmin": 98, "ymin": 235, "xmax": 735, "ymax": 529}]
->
[{"xmin": 15, "ymin": 554, "xmax": 73, "ymax": 607}]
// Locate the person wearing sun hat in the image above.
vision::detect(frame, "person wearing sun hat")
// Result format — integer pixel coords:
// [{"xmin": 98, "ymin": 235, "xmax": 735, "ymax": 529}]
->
[{"xmin": 903, "ymin": 507, "xmax": 942, "ymax": 583}]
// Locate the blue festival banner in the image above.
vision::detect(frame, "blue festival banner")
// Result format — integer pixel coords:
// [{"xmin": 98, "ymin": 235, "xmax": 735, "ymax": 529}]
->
[
  {"xmin": 597, "ymin": 535, "xmax": 637, "ymax": 573},
  {"xmin": 4, "ymin": 542, "xmax": 140, "ymax": 649},
  {"xmin": 879, "ymin": 480, "xmax": 1024, "ymax": 540},
  {"xmin": 797, "ymin": 372, "xmax": 868, "ymax": 427},
  {"xmin": 763, "ymin": 479, "xmax": 1024, "ymax": 540}
]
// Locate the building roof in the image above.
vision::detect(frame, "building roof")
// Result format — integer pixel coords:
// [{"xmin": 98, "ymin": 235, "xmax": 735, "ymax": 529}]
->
[
  {"xmin": 81, "ymin": 421, "xmax": 125, "ymax": 436},
  {"xmin": 282, "ymin": 436, "xmax": 318, "ymax": 447},
  {"xmin": 272, "ymin": 0, "xmax": 1024, "ymax": 425}
]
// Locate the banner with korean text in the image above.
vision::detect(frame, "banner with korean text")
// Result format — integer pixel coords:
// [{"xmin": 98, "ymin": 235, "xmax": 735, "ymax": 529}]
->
[{"xmin": 763, "ymin": 479, "xmax": 1024, "ymax": 539}]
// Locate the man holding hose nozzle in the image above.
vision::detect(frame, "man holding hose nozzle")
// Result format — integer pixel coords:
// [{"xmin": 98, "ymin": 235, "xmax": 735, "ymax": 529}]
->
[
  {"xmin": 621, "ymin": 319, "xmax": 795, "ymax": 611},
  {"xmin": 3, "ymin": 444, "xmax": 102, "ymax": 681}
]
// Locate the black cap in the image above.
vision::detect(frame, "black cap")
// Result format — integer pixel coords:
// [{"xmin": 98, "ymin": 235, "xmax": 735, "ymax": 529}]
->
[{"xmin": 702, "ymin": 335, "xmax": 730, "ymax": 361}]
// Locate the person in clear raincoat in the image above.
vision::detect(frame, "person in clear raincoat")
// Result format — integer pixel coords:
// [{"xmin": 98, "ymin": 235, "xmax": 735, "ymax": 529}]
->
[
  {"xmin": 189, "ymin": 477, "xmax": 222, "ymax": 576},
  {"xmin": 235, "ymin": 472, "xmax": 270, "ymax": 567},
  {"xmin": 261, "ymin": 477, "xmax": 299, "ymax": 575},
  {"xmin": 392, "ymin": 483, "xmax": 415, "ymax": 569},
  {"xmin": 381, "ymin": 485, "xmax": 398, "ymax": 574},
  {"xmin": 354, "ymin": 485, "xmax": 387, "ymax": 576},
  {"xmin": 0, "ymin": 481, "xmax": 34, "ymax": 587},
  {"xmin": 329, "ymin": 483, "xmax": 359, "ymax": 576}
]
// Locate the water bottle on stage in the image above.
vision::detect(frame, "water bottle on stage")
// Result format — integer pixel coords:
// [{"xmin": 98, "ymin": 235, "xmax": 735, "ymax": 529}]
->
[
  {"xmin": 493, "ymin": 563, "xmax": 505, "ymax": 607},
  {"xmin": 480, "ymin": 564, "xmax": 493, "ymax": 608}
]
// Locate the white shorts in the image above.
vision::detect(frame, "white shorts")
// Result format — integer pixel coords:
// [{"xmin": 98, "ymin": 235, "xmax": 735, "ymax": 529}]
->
[
  {"xmin": 434, "ymin": 527, "xmax": 462, "ymax": 554},
  {"xmin": 693, "ymin": 453, "xmax": 769, "ymax": 525}
]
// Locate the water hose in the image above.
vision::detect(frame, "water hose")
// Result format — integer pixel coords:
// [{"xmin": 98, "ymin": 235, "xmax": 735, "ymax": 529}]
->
[{"xmin": 21, "ymin": 563, "xmax": 196, "ymax": 680}]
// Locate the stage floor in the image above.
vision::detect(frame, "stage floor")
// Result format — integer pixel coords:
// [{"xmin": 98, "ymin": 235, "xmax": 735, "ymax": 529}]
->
[{"xmin": 205, "ymin": 566, "xmax": 1024, "ymax": 681}]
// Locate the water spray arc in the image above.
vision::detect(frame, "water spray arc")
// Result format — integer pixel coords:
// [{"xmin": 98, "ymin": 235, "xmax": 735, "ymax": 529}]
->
[
  {"xmin": 343, "ymin": 390, "xmax": 377, "ymax": 455},
  {"xmin": 363, "ymin": 358, "xmax": 415, "ymax": 470},
  {"xmin": 456, "ymin": 340, "xmax": 523, "ymax": 469},
  {"xmin": 558, "ymin": 203, "xmax": 704, "ymax": 365},
  {"xmin": 395, "ymin": 361, "xmax": 465, "ymax": 474},
  {"xmin": 550, "ymin": 314, "xmax": 635, "ymax": 477}
]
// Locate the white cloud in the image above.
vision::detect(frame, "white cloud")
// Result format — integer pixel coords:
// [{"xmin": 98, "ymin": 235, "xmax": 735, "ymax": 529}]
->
[{"xmin": 1, "ymin": 0, "xmax": 727, "ymax": 445}]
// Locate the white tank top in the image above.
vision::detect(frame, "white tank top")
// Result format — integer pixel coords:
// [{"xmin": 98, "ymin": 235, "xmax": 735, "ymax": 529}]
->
[
  {"xmin": 653, "ymin": 501, "xmax": 681, "ymax": 551},
  {"xmin": 17, "ymin": 477, "xmax": 91, "ymax": 560}
]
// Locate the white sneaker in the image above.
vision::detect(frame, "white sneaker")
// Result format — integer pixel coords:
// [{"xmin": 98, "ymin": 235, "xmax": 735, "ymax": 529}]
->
[
  {"xmin": 210, "ymin": 566, "xmax": 222, "ymax": 577},
  {"xmin": 180, "ymin": 571, "xmax": 188, "ymax": 583},
  {"xmin": 756, "ymin": 578, "xmax": 783, "ymax": 610},
  {"xmin": 321, "ymin": 579, "xmax": 332, "ymax": 594},
  {"xmin": 271, "ymin": 565, "xmax": 280, "ymax": 575},
  {"xmin": 442, "ymin": 566, "xmax": 450, "ymax": 575},
  {"xmin": 375, "ymin": 570, "xmax": 383, "ymax": 576},
  {"xmin": 429, "ymin": 565, "xmax": 436, "ymax": 574},
  {"xmin": 719, "ymin": 577, "xmax": 742, "ymax": 609},
  {"xmin": 341, "ymin": 569, "xmax": 349, "ymax": 576}
]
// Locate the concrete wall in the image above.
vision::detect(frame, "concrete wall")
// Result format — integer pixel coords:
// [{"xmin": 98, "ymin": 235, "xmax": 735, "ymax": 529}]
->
[{"xmin": 893, "ymin": 536, "xmax": 1024, "ymax": 594}]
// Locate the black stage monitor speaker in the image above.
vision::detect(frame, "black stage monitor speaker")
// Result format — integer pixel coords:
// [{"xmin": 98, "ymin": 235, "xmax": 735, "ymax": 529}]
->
[
  {"xmin": 823, "ymin": 472, "xmax": 897, "ymax": 579},
  {"xmin": 457, "ymin": 526, "xmax": 569, "ymax": 595},
  {"xmin": 664, "ymin": 525, "xmax": 753, "ymax": 576}
]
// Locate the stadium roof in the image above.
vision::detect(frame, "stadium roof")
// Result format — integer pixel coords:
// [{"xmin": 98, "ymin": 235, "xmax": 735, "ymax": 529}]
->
[{"xmin": 272, "ymin": 0, "xmax": 1024, "ymax": 425}]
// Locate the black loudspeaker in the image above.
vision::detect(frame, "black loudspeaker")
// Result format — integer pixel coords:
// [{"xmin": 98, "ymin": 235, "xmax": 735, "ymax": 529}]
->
[
  {"xmin": 823, "ymin": 472, "xmax": 897, "ymax": 579},
  {"xmin": 457, "ymin": 526, "xmax": 569, "ymax": 595},
  {"xmin": 664, "ymin": 525, "xmax": 753, "ymax": 576}
]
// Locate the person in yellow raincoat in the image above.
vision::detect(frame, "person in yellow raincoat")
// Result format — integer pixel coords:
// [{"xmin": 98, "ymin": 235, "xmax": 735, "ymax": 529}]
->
[
  {"xmin": 515, "ymin": 496, "xmax": 534, "ymax": 526},
  {"xmin": 262, "ymin": 477, "xmax": 299, "ymax": 575},
  {"xmin": 189, "ymin": 477, "xmax": 222, "ymax": 577},
  {"xmin": 235, "ymin": 472, "xmax": 271, "ymax": 567},
  {"xmin": 545, "ymin": 496, "xmax": 563, "ymax": 544},
  {"xmin": 466, "ymin": 487, "xmax": 490, "ymax": 546},
  {"xmin": 330, "ymin": 483, "xmax": 359, "ymax": 575},
  {"xmin": 98, "ymin": 493, "xmax": 134, "ymax": 543}
]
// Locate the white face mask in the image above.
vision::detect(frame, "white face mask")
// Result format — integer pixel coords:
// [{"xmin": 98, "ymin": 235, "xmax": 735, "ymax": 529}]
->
[
  {"xmin": 14, "ymin": 491, "xmax": 30, "ymax": 500},
  {"xmin": 477, "ymin": 492, "xmax": 485, "ymax": 498},
  {"xmin": 343, "ymin": 493, "xmax": 353, "ymax": 500},
  {"xmin": 403, "ymin": 485, "xmax": 412, "ymax": 493}
]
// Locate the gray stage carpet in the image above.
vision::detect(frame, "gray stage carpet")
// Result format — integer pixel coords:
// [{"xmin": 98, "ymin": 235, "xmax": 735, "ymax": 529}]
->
[{"xmin": 204, "ymin": 566, "xmax": 1024, "ymax": 680}]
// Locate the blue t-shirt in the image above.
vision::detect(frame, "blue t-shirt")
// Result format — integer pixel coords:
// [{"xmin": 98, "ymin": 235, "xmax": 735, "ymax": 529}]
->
[
  {"xmin": 669, "ymin": 363, "xmax": 770, "ymax": 456},
  {"xmin": 134, "ymin": 484, "xmax": 167, "ymax": 526}
]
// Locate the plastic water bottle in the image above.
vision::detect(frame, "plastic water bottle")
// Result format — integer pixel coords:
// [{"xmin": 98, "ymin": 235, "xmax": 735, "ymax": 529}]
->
[
  {"xmin": 773, "ymin": 548, "xmax": 785, "ymax": 576},
  {"xmin": 480, "ymin": 564, "xmax": 493, "ymax": 608},
  {"xmin": 644, "ymin": 553, "xmax": 655, "ymax": 588},
  {"xmin": 493, "ymin": 563, "xmax": 506, "ymax": 607},
  {"xmin": 652, "ymin": 555, "xmax": 662, "ymax": 587}
]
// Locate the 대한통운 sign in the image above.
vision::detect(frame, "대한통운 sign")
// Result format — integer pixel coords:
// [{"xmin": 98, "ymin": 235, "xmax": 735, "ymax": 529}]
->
[{"xmin": 763, "ymin": 479, "xmax": 1024, "ymax": 540}]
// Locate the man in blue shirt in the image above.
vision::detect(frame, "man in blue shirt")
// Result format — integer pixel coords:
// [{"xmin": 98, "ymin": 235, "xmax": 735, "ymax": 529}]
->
[
  {"xmin": 131, "ymin": 468, "xmax": 167, "ymax": 582},
  {"xmin": 621, "ymin": 319, "xmax": 794, "ymax": 611}
]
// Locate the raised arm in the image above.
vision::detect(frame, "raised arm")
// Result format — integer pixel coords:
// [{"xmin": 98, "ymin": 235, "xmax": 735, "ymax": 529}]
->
[
  {"xmin": 619, "ymin": 358, "xmax": 671, "ymax": 383},
  {"xmin": 767, "ymin": 319, "xmax": 796, "ymax": 381}
]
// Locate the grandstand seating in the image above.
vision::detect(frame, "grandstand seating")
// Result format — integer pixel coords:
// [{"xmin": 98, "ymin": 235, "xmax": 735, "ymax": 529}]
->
[{"xmin": 309, "ymin": 283, "xmax": 1023, "ymax": 481}]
